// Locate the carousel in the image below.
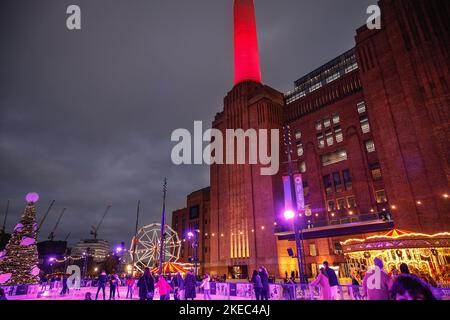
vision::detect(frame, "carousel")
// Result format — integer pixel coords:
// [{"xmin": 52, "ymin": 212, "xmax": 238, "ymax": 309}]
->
[{"xmin": 341, "ymin": 229, "xmax": 450, "ymax": 283}]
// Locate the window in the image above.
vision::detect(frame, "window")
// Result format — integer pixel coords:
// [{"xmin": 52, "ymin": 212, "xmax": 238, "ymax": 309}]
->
[
  {"xmin": 303, "ymin": 180, "xmax": 309, "ymax": 197},
  {"xmin": 299, "ymin": 161, "xmax": 306, "ymax": 173},
  {"xmin": 370, "ymin": 163, "xmax": 382, "ymax": 181},
  {"xmin": 365, "ymin": 140, "xmax": 376, "ymax": 153},
  {"xmin": 360, "ymin": 116, "xmax": 370, "ymax": 133},
  {"xmin": 332, "ymin": 113, "xmax": 340, "ymax": 124},
  {"xmin": 347, "ymin": 196, "xmax": 357, "ymax": 209},
  {"xmin": 315, "ymin": 120, "xmax": 322, "ymax": 131},
  {"xmin": 321, "ymin": 149, "xmax": 348, "ymax": 166},
  {"xmin": 296, "ymin": 142, "xmax": 304, "ymax": 157},
  {"xmin": 309, "ymin": 244, "xmax": 317, "ymax": 257},
  {"xmin": 326, "ymin": 130, "xmax": 334, "ymax": 146},
  {"xmin": 333, "ymin": 172, "xmax": 343, "ymax": 192},
  {"xmin": 337, "ymin": 198, "xmax": 346, "ymax": 211},
  {"xmin": 323, "ymin": 175, "xmax": 332, "ymax": 196},
  {"xmin": 345, "ymin": 63, "xmax": 358, "ymax": 73},
  {"xmin": 295, "ymin": 130, "xmax": 302, "ymax": 140},
  {"xmin": 357, "ymin": 101, "xmax": 366, "ymax": 114},
  {"xmin": 317, "ymin": 134, "xmax": 325, "ymax": 149},
  {"xmin": 376, "ymin": 190, "xmax": 387, "ymax": 203},
  {"xmin": 343, "ymin": 169, "xmax": 352, "ymax": 191},
  {"xmin": 326, "ymin": 73, "xmax": 340, "ymax": 84},
  {"xmin": 189, "ymin": 206, "xmax": 199, "ymax": 220},
  {"xmin": 324, "ymin": 118, "xmax": 331, "ymax": 128},
  {"xmin": 310, "ymin": 82, "xmax": 322, "ymax": 92},
  {"xmin": 327, "ymin": 200, "xmax": 336, "ymax": 212},
  {"xmin": 334, "ymin": 126, "xmax": 343, "ymax": 143}
]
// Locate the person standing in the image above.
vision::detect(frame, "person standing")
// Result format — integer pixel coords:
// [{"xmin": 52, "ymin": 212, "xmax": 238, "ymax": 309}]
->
[
  {"xmin": 310, "ymin": 268, "xmax": 331, "ymax": 300},
  {"xmin": 184, "ymin": 270, "xmax": 197, "ymax": 300},
  {"xmin": 399, "ymin": 263, "xmax": 410, "ymax": 275},
  {"xmin": 0, "ymin": 288, "xmax": 7, "ymax": 300},
  {"xmin": 259, "ymin": 266, "xmax": 270, "ymax": 300},
  {"xmin": 95, "ymin": 270, "xmax": 108, "ymax": 300},
  {"xmin": 156, "ymin": 275, "xmax": 172, "ymax": 300},
  {"xmin": 172, "ymin": 272, "xmax": 185, "ymax": 300},
  {"xmin": 200, "ymin": 274, "xmax": 212, "ymax": 300},
  {"xmin": 109, "ymin": 274, "xmax": 118, "ymax": 300},
  {"xmin": 137, "ymin": 268, "xmax": 155, "ymax": 300},
  {"xmin": 60, "ymin": 274, "xmax": 69, "ymax": 295},
  {"xmin": 251, "ymin": 270, "xmax": 263, "ymax": 300},
  {"xmin": 362, "ymin": 257, "xmax": 392, "ymax": 300},
  {"xmin": 125, "ymin": 275, "xmax": 135, "ymax": 299},
  {"xmin": 323, "ymin": 261, "xmax": 339, "ymax": 300}
]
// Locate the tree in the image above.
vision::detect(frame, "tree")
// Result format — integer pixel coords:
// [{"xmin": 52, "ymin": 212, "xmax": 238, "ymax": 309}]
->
[{"xmin": 0, "ymin": 196, "xmax": 40, "ymax": 285}]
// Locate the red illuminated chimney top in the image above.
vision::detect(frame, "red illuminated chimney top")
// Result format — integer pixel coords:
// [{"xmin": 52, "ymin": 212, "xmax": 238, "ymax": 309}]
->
[{"xmin": 234, "ymin": 0, "xmax": 262, "ymax": 85}]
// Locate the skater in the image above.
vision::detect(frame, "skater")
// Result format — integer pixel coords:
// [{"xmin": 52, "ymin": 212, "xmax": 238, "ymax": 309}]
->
[
  {"xmin": 114, "ymin": 273, "xmax": 121, "ymax": 299},
  {"xmin": 362, "ymin": 258, "xmax": 392, "ymax": 300},
  {"xmin": 137, "ymin": 267, "xmax": 155, "ymax": 300},
  {"xmin": 311, "ymin": 268, "xmax": 331, "ymax": 300},
  {"xmin": 95, "ymin": 270, "xmax": 108, "ymax": 300},
  {"xmin": 391, "ymin": 274, "xmax": 435, "ymax": 300},
  {"xmin": 200, "ymin": 274, "xmax": 211, "ymax": 300},
  {"xmin": 0, "ymin": 288, "xmax": 7, "ymax": 300},
  {"xmin": 109, "ymin": 274, "xmax": 118, "ymax": 300},
  {"xmin": 60, "ymin": 274, "xmax": 69, "ymax": 295},
  {"xmin": 156, "ymin": 275, "xmax": 172, "ymax": 300},
  {"xmin": 84, "ymin": 292, "xmax": 92, "ymax": 300},
  {"xmin": 172, "ymin": 272, "xmax": 184, "ymax": 300},
  {"xmin": 323, "ymin": 261, "xmax": 339, "ymax": 300},
  {"xmin": 259, "ymin": 266, "xmax": 270, "ymax": 300},
  {"xmin": 250, "ymin": 270, "xmax": 263, "ymax": 300},
  {"xmin": 184, "ymin": 270, "xmax": 197, "ymax": 300},
  {"xmin": 125, "ymin": 275, "xmax": 135, "ymax": 299}
]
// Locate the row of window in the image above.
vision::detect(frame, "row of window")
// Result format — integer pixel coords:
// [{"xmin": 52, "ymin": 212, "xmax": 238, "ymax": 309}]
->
[
  {"xmin": 315, "ymin": 113, "xmax": 340, "ymax": 131},
  {"xmin": 323, "ymin": 169, "xmax": 352, "ymax": 195},
  {"xmin": 327, "ymin": 196, "xmax": 357, "ymax": 212}
]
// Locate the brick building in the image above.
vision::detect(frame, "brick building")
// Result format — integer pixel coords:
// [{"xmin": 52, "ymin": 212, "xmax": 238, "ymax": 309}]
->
[
  {"xmin": 171, "ymin": 187, "xmax": 210, "ymax": 275},
  {"xmin": 172, "ymin": 0, "xmax": 449, "ymax": 279}
]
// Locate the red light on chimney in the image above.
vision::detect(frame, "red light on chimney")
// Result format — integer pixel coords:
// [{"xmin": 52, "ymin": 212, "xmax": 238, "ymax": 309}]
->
[{"xmin": 234, "ymin": 0, "xmax": 262, "ymax": 85}]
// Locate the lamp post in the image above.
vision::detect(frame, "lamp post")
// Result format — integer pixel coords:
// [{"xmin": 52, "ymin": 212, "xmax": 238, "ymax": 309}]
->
[
  {"xmin": 283, "ymin": 125, "xmax": 308, "ymax": 284},
  {"xmin": 187, "ymin": 230, "xmax": 199, "ymax": 277}
]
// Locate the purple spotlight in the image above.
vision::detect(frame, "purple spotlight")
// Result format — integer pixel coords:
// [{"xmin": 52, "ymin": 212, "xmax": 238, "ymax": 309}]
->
[
  {"xmin": 115, "ymin": 246, "xmax": 123, "ymax": 253},
  {"xmin": 25, "ymin": 192, "xmax": 39, "ymax": 203},
  {"xmin": 48, "ymin": 257, "xmax": 56, "ymax": 263},
  {"xmin": 283, "ymin": 209, "xmax": 295, "ymax": 220},
  {"xmin": 187, "ymin": 231, "xmax": 194, "ymax": 239}
]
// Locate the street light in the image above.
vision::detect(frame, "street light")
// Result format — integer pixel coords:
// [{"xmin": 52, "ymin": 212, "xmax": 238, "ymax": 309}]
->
[{"xmin": 186, "ymin": 230, "xmax": 199, "ymax": 277}]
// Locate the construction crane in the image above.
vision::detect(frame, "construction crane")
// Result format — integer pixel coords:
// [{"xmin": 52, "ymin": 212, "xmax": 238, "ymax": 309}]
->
[
  {"xmin": 48, "ymin": 208, "xmax": 66, "ymax": 241},
  {"xmin": 1, "ymin": 200, "xmax": 9, "ymax": 234},
  {"xmin": 90, "ymin": 205, "xmax": 112, "ymax": 240},
  {"xmin": 37, "ymin": 200, "xmax": 56, "ymax": 233},
  {"xmin": 64, "ymin": 232, "xmax": 71, "ymax": 242}
]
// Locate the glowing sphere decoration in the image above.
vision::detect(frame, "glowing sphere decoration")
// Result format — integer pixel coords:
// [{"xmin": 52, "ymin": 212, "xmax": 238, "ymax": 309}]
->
[
  {"xmin": 283, "ymin": 209, "xmax": 295, "ymax": 220},
  {"xmin": 25, "ymin": 192, "xmax": 39, "ymax": 203}
]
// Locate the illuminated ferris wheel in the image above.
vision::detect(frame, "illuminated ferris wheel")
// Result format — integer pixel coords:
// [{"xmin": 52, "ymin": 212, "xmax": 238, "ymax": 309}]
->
[{"xmin": 130, "ymin": 223, "xmax": 181, "ymax": 273}]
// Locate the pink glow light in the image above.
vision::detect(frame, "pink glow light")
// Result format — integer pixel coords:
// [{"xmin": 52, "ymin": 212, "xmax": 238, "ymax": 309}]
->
[
  {"xmin": 283, "ymin": 209, "xmax": 295, "ymax": 220},
  {"xmin": 25, "ymin": 192, "xmax": 39, "ymax": 203}
]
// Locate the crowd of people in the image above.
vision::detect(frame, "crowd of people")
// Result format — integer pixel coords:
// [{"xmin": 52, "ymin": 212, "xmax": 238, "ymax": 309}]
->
[
  {"xmin": 309, "ymin": 258, "xmax": 438, "ymax": 300},
  {"xmin": 29, "ymin": 260, "xmax": 442, "ymax": 301}
]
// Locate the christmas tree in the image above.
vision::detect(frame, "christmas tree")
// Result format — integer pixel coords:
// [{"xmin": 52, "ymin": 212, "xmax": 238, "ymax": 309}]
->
[{"xmin": 0, "ymin": 193, "xmax": 40, "ymax": 285}]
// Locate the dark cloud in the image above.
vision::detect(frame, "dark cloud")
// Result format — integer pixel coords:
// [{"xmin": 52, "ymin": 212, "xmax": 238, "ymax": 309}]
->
[{"xmin": 0, "ymin": 0, "xmax": 373, "ymax": 247}]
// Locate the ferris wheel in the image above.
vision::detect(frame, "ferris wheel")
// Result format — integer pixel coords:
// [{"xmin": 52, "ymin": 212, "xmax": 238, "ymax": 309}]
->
[{"xmin": 130, "ymin": 223, "xmax": 181, "ymax": 273}]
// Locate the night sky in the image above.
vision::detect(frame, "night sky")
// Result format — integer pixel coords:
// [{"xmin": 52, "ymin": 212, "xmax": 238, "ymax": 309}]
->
[{"xmin": 0, "ymin": 0, "xmax": 373, "ymax": 248}]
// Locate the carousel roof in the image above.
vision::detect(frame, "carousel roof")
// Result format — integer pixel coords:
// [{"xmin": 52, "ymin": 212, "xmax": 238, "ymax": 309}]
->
[
  {"xmin": 383, "ymin": 228, "xmax": 411, "ymax": 237},
  {"xmin": 340, "ymin": 228, "xmax": 450, "ymax": 252},
  {"xmin": 151, "ymin": 262, "xmax": 188, "ymax": 274}
]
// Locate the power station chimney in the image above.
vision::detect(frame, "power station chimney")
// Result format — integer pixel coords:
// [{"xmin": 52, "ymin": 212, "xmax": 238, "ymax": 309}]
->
[{"xmin": 233, "ymin": 0, "xmax": 262, "ymax": 85}]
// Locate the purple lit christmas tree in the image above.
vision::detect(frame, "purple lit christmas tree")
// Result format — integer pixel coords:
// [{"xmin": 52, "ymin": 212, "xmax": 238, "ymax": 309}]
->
[{"xmin": 0, "ymin": 193, "xmax": 40, "ymax": 285}]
